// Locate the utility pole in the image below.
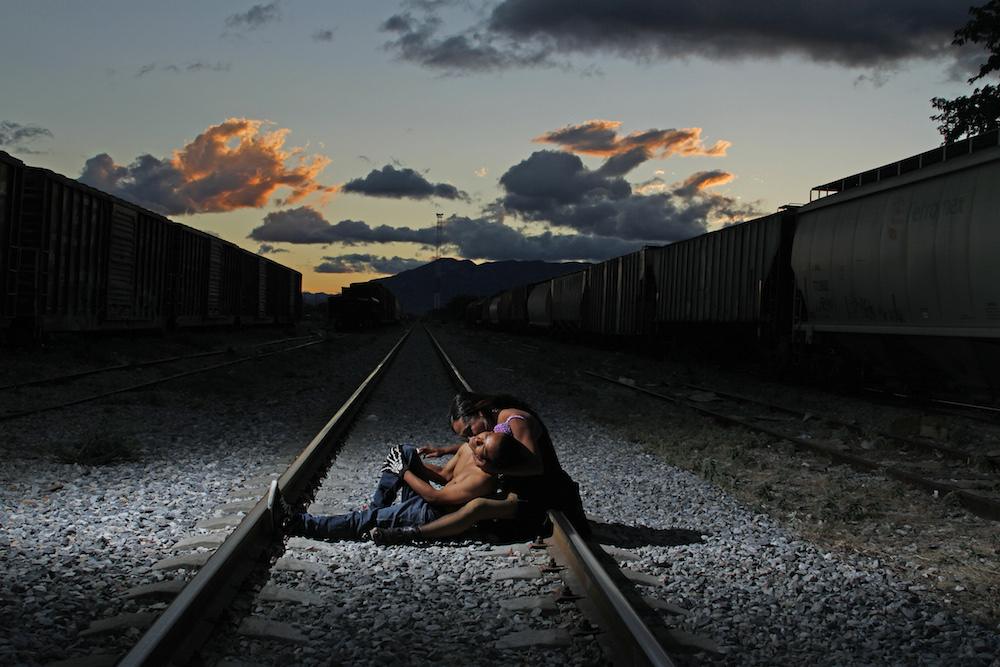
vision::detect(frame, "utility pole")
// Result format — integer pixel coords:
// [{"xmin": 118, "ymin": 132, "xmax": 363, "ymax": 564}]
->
[{"xmin": 433, "ymin": 213, "xmax": 443, "ymax": 311}]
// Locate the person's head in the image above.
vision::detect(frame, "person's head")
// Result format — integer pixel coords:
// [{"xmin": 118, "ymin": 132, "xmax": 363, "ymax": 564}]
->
[
  {"xmin": 468, "ymin": 431, "xmax": 522, "ymax": 470},
  {"xmin": 448, "ymin": 391, "xmax": 535, "ymax": 438}
]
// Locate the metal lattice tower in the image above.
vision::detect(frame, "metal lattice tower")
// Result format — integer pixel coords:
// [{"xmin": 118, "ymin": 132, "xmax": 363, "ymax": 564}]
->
[{"xmin": 433, "ymin": 213, "xmax": 444, "ymax": 311}]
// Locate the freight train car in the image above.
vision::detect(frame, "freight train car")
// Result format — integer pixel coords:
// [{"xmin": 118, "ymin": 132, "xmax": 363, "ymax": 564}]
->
[
  {"xmin": 649, "ymin": 210, "xmax": 797, "ymax": 348},
  {"xmin": 583, "ymin": 248, "xmax": 655, "ymax": 337},
  {"xmin": 0, "ymin": 151, "xmax": 301, "ymax": 340},
  {"xmin": 328, "ymin": 280, "xmax": 399, "ymax": 329},
  {"xmin": 0, "ymin": 151, "xmax": 24, "ymax": 331},
  {"xmin": 792, "ymin": 130, "xmax": 1000, "ymax": 393}
]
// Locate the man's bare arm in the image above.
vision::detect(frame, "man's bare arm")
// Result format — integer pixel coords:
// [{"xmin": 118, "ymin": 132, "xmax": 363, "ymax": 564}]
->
[
  {"xmin": 401, "ymin": 469, "xmax": 496, "ymax": 506},
  {"xmin": 417, "ymin": 443, "xmax": 463, "ymax": 457}
]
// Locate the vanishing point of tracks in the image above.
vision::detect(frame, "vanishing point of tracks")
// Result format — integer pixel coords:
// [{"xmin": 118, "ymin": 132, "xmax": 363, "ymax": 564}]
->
[{"xmin": 102, "ymin": 327, "xmax": 680, "ymax": 666}]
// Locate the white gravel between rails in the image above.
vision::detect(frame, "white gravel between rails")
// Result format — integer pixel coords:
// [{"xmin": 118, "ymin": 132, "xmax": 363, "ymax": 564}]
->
[
  {"xmin": 434, "ymin": 327, "xmax": 1000, "ymax": 667},
  {"xmin": 207, "ymin": 329, "xmax": 608, "ymax": 667},
  {"xmin": 0, "ymin": 330, "xmax": 403, "ymax": 666}
]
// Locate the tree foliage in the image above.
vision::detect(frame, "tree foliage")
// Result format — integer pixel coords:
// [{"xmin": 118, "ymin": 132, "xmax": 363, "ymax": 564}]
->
[{"xmin": 931, "ymin": 1, "xmax": 1000, "ymax": 142}]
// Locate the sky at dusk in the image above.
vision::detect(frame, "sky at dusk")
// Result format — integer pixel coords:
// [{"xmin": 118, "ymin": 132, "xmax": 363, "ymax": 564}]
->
[{"xmin": 0, "ymin": 1, "xmax": 981, "ymax": 293}]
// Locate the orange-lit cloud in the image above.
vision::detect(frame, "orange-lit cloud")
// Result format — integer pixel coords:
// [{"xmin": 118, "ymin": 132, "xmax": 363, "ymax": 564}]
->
[
  {"xmin": 535, "ymin": 119, "xmax": 730, "ymax": 160},
  {"xmin": 681, "ymin": 169, "xmax": 734, "ymax": 191},
  {"xmin": 80, "ymin": 117, "xmax": 335, "ymax": 216},
  {"xmin": 635, "ymin": 169, "xmax": 735, "ymax": 196}
]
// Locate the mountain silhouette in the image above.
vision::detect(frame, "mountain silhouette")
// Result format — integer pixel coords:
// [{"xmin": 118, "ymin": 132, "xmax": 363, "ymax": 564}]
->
[{"xmin": 310, "ymin": 258, "xmax": 584, "ymax": 314}]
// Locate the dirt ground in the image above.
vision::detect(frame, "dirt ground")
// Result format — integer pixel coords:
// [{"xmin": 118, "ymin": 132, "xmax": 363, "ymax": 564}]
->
[{"xmin": 445, "ymin": 324, "xmax": 1000, "ymax": 631}]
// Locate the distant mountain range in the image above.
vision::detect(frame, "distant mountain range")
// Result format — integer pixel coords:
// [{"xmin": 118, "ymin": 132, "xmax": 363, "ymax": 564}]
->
[{"xmin": 303, "ymin": 258, "xmax": 589, "ymax": 314}]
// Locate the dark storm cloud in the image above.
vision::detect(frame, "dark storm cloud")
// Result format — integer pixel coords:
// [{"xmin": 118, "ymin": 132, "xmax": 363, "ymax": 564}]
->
[
  {"xmin": 384, "ymin": 1, "xmax": 968, "ymax": 72},
  {"xmin": 498, "ymin": 150, "xmax": 758, "ymax": 242},
  {"xmin": 380, "ymin": 12, "xmax": 552, "ymax": 72},
  {"xmin": 135, "ymin": 62, "xmax": 231, "ymax": 77},
  {"xmin": 342, "ymin": 164, "xmax": 468, "ymax": 200},
  {"xmin": 226, "ymin": 2, "xmax": 281, "ymax": 31},
  {"xmin": 444, "ymin": 215, "xmax": 642, "ymax": 261},
  {"xmin": 0, "ymin": 121, "xmax": 53, "ymax": 154},
  {"xmin": 257, "ymin": 243, "xmax": 288, "ymax": 255},
  {"xmin": 316, "ymin": 254, "xmax": 425, "ymax": 274},
  {"xmin": 312, "ymin": 29, "xmax": 335, "ymax": 42},
  {"xmin": 249, "ymin": 206, "xmax": 439, "ymax": 245},
  {"xmin": 248, "ymin": 205, "xmax": 637, "ymax": 262}
]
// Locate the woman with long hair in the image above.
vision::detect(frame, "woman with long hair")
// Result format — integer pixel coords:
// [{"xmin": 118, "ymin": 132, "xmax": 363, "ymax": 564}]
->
[{"xmin": 372, "ymin": 390, "xmax": 589, "ymax": 544}]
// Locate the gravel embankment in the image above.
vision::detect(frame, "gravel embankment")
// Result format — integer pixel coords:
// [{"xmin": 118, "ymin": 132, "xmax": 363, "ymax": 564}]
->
[
  {"xmin": 0, "ymin": 327, "xmax": 403, "ymax": 665},
  {"xmin": 205, "ymin": 328, "xmax": 607, "ymax": 666},
  {"xmin": 434, "ymin": 325, "xmax": 1000, "ymax": 666}
]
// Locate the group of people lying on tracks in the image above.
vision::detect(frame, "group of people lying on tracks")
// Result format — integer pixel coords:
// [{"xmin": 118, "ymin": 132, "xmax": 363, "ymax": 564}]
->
[{"xmin": 269, "ymin": 391, "xmax": 589, "ymax": 545}]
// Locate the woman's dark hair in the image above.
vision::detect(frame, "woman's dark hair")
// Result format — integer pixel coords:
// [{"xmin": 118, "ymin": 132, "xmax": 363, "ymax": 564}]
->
[{"xmin": 448, "ymin": 391, "xmax": 535, "ymax": 423}]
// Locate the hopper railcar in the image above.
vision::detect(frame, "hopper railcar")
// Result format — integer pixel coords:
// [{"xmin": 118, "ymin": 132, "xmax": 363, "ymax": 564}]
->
[
  {"xmin": 0, "ymin": 151, "xmax": 301, "ymax": 341},
  {"xmin": 471, "ymin": 131, "xmax": 1000, "ymax": 399}
]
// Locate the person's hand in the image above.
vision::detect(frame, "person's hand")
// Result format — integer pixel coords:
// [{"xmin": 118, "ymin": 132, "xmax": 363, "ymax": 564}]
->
[
  {"xmin": 381, "ymin": 445, "xmax": 407, "ymax": 476},
  {"xmin": 417, "ymin": 446, "xmax": 444, "ymax": 457}
]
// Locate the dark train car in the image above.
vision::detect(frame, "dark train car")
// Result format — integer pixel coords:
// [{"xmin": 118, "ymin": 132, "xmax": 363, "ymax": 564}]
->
[
  {"xmin": 792, "ymin": 131, "xmax": 1000, "ymax": 394},
  {"xmin": 19, "ymin": 167, "xmax": 172, "ymax": 332},
  {"xmin": 497, "ymin": 284, "xmax": 530, "ymax": 329},
  {"xmin": 550, "ymin": 269, "xmax": 587, "ymax": 331},
  {"xmin": 0, "ymin": 152, "xmax": 301, "ymax": 339},
  {"xmin": 526, "ymin": 281, "xmax": 552, "ymax": 328},
  {"xmin": 582, "ymin": 248, "xmax": 654, "ymax": 337},
  {"xmin": 0, "ymin": 151, "xmax": 25, "ymax": 332},
  {"xmin": 649, "ymin": 210, "xmax": 796, "ymax": 346},
  {"xmin": 328, "ymin": 280, "xmax": 399, "ymax": 329}
]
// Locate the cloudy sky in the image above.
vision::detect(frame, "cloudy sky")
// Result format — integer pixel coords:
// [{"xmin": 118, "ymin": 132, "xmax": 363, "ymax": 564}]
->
[{"xmin": 0, "ymin": 1, "xmax": 979, "ymax": 293}]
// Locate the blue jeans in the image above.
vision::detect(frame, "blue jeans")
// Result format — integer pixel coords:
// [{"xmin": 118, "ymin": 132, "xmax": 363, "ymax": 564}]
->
[{"xmin": 295, "ymin": 446, "xmax": 444, "ymax": 540}]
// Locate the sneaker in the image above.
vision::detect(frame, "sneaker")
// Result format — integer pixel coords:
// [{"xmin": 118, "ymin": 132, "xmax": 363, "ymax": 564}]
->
[
  {"xmin": 368, "ymin": 525, "xmax": 421, "ymax": 545},
  {"xmin": 266, "ymin": 480, "xmax": 293, "ymax": 534}
]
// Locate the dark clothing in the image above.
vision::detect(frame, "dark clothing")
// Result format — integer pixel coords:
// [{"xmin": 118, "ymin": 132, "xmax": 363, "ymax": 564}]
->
[
  {"xmin": 293, "ymin": 446, "xmax": 445, "ymax": 541},
  {"xmin": 498, "ymin": 417, "xmax": 590, "ymax": 538}
]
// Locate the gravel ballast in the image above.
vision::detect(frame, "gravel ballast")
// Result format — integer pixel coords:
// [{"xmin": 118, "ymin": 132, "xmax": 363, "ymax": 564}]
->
[
  {"xmin": 435, "ymin": 325, "xmax": 1000, "ymax": 666},
  {"xmin": 0, "ymin": 327, "xmax": 402, "ymax": 665}
]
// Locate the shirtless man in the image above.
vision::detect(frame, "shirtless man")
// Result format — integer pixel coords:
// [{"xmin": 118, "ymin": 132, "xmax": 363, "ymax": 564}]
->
[{"xmin": 275, "ymin": 434, "xmax": 506, "ymax": 541}]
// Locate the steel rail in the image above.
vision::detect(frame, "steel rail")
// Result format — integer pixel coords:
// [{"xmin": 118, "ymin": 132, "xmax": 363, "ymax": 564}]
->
[
  {"xmin": 0, "ymin": 333, "xmax": 318, "ymax": 392},
  {"xmin": 587, "ymin": 370, "xmax": 1000, "ymax": 522},
  {"xmin": 425, "ymin": 326, "xmax": 675, "ymax": 667},
  {"xmin": 118, "ymin": 328, "xmax": 411, "ymax": 666},
  {"xmin": 0, "ymin": 339, "xmax": 324, "ymax": 423},
  {"xmin": 675, "ymin": 381, "xmax": 983, "ymax": 463}
]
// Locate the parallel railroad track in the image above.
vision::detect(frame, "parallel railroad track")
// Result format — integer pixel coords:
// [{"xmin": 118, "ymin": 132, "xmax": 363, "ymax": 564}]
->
[
  {"xmin": 0, "ymin": 334, "xmax": 325, "ymax": 423},
  {"xmin": 70, "ymin": 326, "xmax": 689, "ymax": 665},
  {"xmin": 587, "ymin": 371, "xmax": 1000, "ymax": 522}
]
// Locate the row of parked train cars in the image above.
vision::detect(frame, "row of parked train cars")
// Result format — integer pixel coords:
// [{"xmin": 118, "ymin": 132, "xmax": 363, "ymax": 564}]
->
[
  {"xmin": 467, "ymin": 131, "xmax": 1000, "ymax": 398},
  {"xmin": 0, "ymin": 151, "xmax": 302, "ymax": 341}
]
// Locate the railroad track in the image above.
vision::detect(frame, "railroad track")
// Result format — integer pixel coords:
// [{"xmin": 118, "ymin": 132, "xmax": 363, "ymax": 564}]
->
[
  {"xmin": 62, "ymin": 326, "xmax": 692, "ymax": 665},
  {"xmin": 0, "ymin": 334, "xmax": 324, "ymax": 423},
  {"xmin": 586, "ymin": 371, "xmax": 1000, "ymax": 522}
]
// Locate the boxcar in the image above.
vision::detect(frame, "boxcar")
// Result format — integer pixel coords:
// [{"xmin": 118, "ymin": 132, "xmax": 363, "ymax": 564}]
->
[
  {"xmin": 0, "ymin": 152, "xmax": 24, "ymax": 332},
  {"xmin": 583, "ymin": 248, "xmax": 654, "ymax": 337},
  {"xmin": 25, "ymin": 168, "xmax": 173, "ymax": 332},
  {"xmin": 649, "ymin": 211, "xmax": 796, "ymax": 344},
  {"xmin": 550, "ymin": 269, "xmax": 587, "ymax": 331},
  {"xmin": 328, "ymin": 280, "xmax": 398, "ymax": 328},
  {"xmin": 0, "ymin": 152, "xmax": 301, "ymax": 338}
]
